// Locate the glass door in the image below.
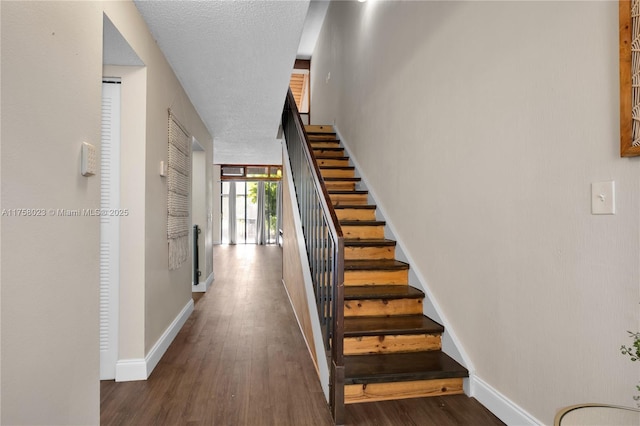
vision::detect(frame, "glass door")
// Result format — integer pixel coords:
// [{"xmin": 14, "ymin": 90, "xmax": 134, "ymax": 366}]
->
[
  {"xmin": 221, "ymin": 181, "xmax": 259, "ymax": 244},
  {"xmin": 220, "ymin": 165, "xmax": 282, "ymax": 245}
]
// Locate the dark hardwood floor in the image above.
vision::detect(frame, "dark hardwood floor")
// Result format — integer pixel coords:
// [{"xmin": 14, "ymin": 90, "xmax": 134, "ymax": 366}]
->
[{"xmin": 101, "ymin": 245, "xmax": 504, "ymax": 426}]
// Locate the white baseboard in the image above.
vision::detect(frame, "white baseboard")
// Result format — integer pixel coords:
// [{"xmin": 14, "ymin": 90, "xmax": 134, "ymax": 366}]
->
[
  {"xmin": 471, "ymin": 375, "xmax": 543, "ymax": 426},
  {"xmin": 114, "ymin": 358, "xmax": 146, "ymax": 381},
  {"xmin": 192, "ymin": 271, "xmax": 214, "ymax": 293},
  {"xmin": 115, "ymin": 298, "xmax": 194, "ymax": 382},
  {"xmin": 144, "ymin": 298, "xmax": 194, "ymax": 375}
]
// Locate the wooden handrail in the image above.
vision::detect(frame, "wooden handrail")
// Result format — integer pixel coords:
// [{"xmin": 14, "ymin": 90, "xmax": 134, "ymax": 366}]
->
[{"xmin": 282, "ymin": 89, "xmax": 345, "ymax": 425}]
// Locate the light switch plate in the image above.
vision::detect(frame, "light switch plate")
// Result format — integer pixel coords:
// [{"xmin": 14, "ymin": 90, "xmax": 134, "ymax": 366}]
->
[
  {"xmin": 81, "ymin": 142, "xmax": 97, "ymax": 177},
  {"xmin": 591, "ymin": 181, "xmax": 615, "ymax": 215}
]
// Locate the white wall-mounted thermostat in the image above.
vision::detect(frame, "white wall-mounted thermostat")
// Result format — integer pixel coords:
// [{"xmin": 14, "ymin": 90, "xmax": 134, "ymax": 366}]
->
[{"xmin": 81, "ymin": 142, "xmax": 97, "ymax": 177}]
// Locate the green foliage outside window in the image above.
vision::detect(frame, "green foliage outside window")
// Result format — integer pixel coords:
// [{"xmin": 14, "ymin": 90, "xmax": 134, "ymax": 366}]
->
[{"xmin": 248, "ymin": 180, "xmax": 279, "ymax": 234}]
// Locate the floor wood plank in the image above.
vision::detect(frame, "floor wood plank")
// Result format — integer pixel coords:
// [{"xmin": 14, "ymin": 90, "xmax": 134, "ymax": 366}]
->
[{"xmin": 101, "ymin": 245, "xmax": 504, "ymax": 426}]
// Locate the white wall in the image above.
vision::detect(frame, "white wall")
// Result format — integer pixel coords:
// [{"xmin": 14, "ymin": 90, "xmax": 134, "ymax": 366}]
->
[
  {"xmin": 1, "ymin": 2, "xmax": 214, "ymax": 423},
  {"xmin": 213, "ymin": 164, "xmax": 222, "ymax": 244},
  {"xmin": 102, "ymin": 1, "xmax": 213, "ymax": 354},
  {"xmin": 192, "ymin": 149, "xmax": 207, "ymax": 283},
  {"xmin": 204, "ymin": 160, "xmax": 212, "ymax": 278},
  {"xmin": 311, "ymin": 2, "xmax": 640, "ymax": 424},
  {"xmin": 1, "ymin": 2, "xmax": 103, "ymax": 423}
]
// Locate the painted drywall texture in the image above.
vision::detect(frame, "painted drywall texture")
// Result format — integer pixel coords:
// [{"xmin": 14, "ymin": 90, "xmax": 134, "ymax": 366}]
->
[
  {"xmin": 2, "ymin": 1, "xmax": 214, "ymax": 422},
  {"xmin": 213, "ymin": 165, "xmax": 222, "ymax": 244},
  {"xmin": 103, "ymin": 1, "xmax": 213, "ymax": 354},
  {"xmin": 193, "ymin": 150, "xmax": 207, "ymax": 281},
  {"xmin": 311, "ymin": 1, "xmax": 640, "ymax": 424},
  {"xmin": 1, "ymin": 1, "xmax": 103, "ymax": 423}
]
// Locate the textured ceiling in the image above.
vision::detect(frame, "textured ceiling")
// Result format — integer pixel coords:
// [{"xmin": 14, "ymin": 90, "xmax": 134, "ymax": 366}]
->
[{"xmin": 134, "ymin": 0, "xmax": 311, "ymax": 165}]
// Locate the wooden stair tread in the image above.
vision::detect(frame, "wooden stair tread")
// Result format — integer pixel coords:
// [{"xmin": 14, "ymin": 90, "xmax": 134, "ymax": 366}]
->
[
  {"xmin": 344, "ymin": 259, "xmax": 408, "ymax": 271},
  {"xmin": 310, "ymin": 139, "xmax": 340, "ymax": 142},
  {"xmin": 344, "ymin": 285, "xmax": 424, "ymax": 300},
  {"xmin": 340, "ymin": 220, "xmax": 385, "ymax": 226},
  {"xmin": 316, "ymin": 155, "xmax": 349, "ymax": 160},
  {"xmin": 307, "ymin": 131, "xmax": 337, "ymax": 136},
  {"xmin": 344, "ymin": 315, "xmax": 444, "ymax": 337},
  {"xmin": 323, "ymin": 177, "xmax": 361, "ymax": 182},
  {"xmin": 313, "ymin": 147, "xmax": 344, "ymax": 152},
  {"xmin": 320, "ymin": 166, "xmax": 355, "ymax": 170},
  {"xmin": 345, "ymin": 239, "xmax": 396, "ymax": 247},
  {"xmin": 329, "ymin": 190, "xmax": 368, "ymax": 195},
  {"xmin": 333, "ymin": 204, "xmax": 375, "ymax": 210},
  {"xmin": 344, "ymin": 351, "xmax": 468, "ymax": 384}
]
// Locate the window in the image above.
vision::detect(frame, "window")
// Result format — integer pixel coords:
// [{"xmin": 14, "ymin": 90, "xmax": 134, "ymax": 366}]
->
[
  {"xmin": 220, "ymin": 165, "xmax": 282, "ymax": 245},
  {"xmin": 221, "ymin": 164, "xmax": 281, "ymax": 180}
]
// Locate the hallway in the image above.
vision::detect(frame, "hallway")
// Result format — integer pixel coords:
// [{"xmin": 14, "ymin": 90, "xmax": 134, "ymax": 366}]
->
[
  {"xmin": 101, "ymin": 245, "xmax": 503, "ymax": 425},
  {"xmin": 101, "ymin": 245, "xmax": 332, "ymax": 425}
]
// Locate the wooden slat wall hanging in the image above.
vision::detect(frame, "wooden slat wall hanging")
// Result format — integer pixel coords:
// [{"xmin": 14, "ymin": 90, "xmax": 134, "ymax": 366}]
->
[
  {"xmin": 620, "ymin": 0, "xmax": 640, "ymax": 156},
  {"xmin": 167, "ymin": 110, "xmax": 191, "ymax": 270}
]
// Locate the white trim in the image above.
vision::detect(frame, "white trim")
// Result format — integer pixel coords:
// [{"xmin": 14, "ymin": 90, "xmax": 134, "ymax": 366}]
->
[
  {"xmin": 114, "ymin": 359, "xmax": 146, "ymax": 382},
  {"xmin": 471, "ymin": 375, "xmax": 543, "ymax": 426},
  {"xmin": 281, "ymin": 147, "xmax": 330, "ymax": 402},
  {"xmin": 115, "ymin": 298, "xmax": 194, "ymax": 382},
  {"xmin": 334, "ymin": 124, "xmax": 473, "ymax": 372},
  {"xmin": 145, "ymin": 298, "xmax": 194, "ymax": 376},
  {"xmin": 192, "ymin": 271, "xmax": 214, "ymax": 293}
]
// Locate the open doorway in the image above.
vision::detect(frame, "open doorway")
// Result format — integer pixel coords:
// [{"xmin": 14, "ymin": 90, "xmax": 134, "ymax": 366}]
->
[
  {"xmin": 192, "ymin": 137, "xmax": 210, "ymax": 292},
  {"xmin": 220, "ymin": 165, "xmax": 282, "ymax": 245},
  {"xmin": 101, "ymin": 13, "xmax": 145, "ymax": 381}
]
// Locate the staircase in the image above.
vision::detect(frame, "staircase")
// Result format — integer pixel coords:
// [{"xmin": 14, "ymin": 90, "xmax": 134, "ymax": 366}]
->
[{"xmin": 305, "ymin": 124, "xmax": 469, "ymax": 405}]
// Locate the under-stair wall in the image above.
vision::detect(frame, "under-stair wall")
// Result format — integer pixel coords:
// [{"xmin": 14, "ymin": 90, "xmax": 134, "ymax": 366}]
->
[{"xmin": 281, "ymin": 146, "xmax": 331, "ymax": 402}]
